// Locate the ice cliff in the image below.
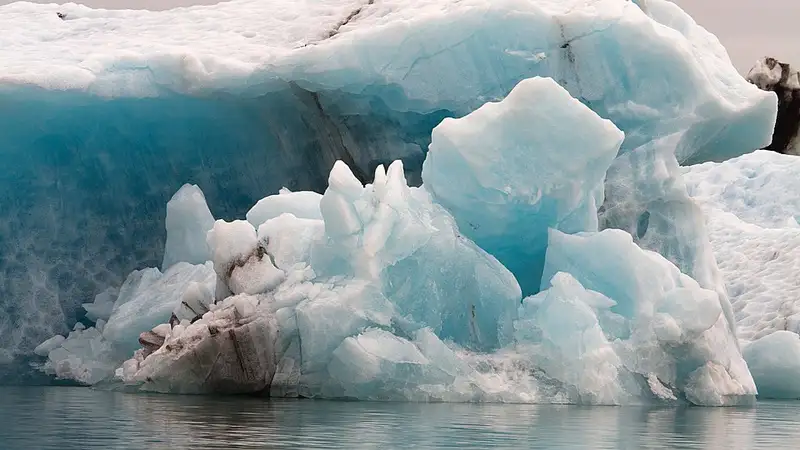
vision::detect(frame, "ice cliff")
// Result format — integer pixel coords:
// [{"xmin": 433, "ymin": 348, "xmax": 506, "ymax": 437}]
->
[{"xmin": 0, "ymin": 0, "xmax": 785, "ymax": 404}]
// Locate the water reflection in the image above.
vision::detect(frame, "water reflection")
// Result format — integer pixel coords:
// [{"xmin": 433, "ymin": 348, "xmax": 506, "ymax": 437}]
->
[{"xmin": 1, "ymin": 387, "xmax": 798, "ymax": 449}]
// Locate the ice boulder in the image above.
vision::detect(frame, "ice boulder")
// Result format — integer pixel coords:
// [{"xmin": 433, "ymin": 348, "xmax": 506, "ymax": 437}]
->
[
  {"xmin": 537, "ymin": 229, "xmax": 755, "ymax": 406},
  {"xmin": 162, "ymin": 184, "xmax": 215, "ymax": 271},
  {"xmin": 742, "ymin": 331, "xmax": 800, "ymax": 399},
  {"xmin": 423, "ymin": 77, "xmax": 623, "ymax": 295},
  {"xmin": 247, "ymin": 188, "xmax": 323, "ymax": 228}
]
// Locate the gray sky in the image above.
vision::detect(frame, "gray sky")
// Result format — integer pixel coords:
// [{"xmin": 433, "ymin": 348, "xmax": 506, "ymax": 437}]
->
[{"xmin": 0, "ymin": 0, "xmax": 797, "ymax": 73}]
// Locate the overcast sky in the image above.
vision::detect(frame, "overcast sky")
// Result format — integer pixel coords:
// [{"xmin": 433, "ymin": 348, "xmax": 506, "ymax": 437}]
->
[{"xmin": 1, "ymin": 0, "xmax": 797, "ymax": 73}]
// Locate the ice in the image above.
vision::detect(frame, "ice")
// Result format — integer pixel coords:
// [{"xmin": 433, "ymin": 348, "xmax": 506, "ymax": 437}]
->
[
  {"xmin": 514, "ymin": 272, "xmax": 628, "ymax": 405},
  {"xmin": 422, "ymin": 77, "xmax": 623, "ymax": 294},
  {"xmin": 683, "ymin": 151, "xmax": 800, "ymax": 398},
  {"xmin": 2, "ymin": 0, "xmax": 782, "ymax": 403},
  {"xmin": 537, "ymin": 229, "xmax": 755, "ymax": 406},
  {"xmin": 121, "ymin": 295, "xmax": 279, "ymax": 394},
  {"xmin": 742, "ymin": 331, "xmax": 800, "ymax": 400},
  {"xmin": 81, "ymin": 287, "xmax": 118, "ymax": 323},
  {"xmin": 36, "ymin": 326, "xmax": 120, "ymax": 385},
  {"xmin": 102, "ymin": 262, "xmax": 216, "ymax": 354},
  {"xmin": 247, "ymin": 189, "xmax": 323, "ymax": 228},
  {"xmin": 33, "ymin": 335, "xmax": 66, "ymax": 357},
  {"xmin": 161, "ymin": 184, "xmax": 215, "ymax": 271},
  {"xmin": 0, "ymin": 0, "xmax": 776, "ymax": 365}
]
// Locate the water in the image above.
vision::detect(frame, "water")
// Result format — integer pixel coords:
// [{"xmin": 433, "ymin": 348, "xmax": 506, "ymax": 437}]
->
[{"xmin": 1, "ymin": 387, "xmax": 799, "ymax": 449}]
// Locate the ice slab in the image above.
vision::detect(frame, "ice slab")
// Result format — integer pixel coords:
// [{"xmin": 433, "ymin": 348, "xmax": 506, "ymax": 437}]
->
[{"xmin": 423, "ymin": 77, "xmax": 622, "ymax": 294}]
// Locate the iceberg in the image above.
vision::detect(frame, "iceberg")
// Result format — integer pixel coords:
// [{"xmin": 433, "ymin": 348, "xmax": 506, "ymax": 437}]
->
[
  {"xmin": 0, "ymin": 0, "xmax": 775, "ymax": 366},
  {"xmin": 0, "ymin": 0, "xmax": 783, "ymax": 406}
]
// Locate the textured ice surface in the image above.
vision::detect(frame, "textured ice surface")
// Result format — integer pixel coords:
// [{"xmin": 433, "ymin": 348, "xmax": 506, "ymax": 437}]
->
[
  {"xmin": 0, "ymin": 0, "xmax": 776, "ymax": 365},
  {"xmin": 103, "ymin": 262, "xmax": 216, "ymax": 354},
  {"xmin": 119, "ymin": 160, "xmax": 523, "ymax": 398},
  {"xmin": 684, "ymin": 152, "xmax": 800, "ymax": 398},
  {"xmin": 536, "ymin": 229, "xmax": 755, "ymax": 406},
  {"xmin": 162, "ymin": 184, "xmax": 215, "ymax": 271},
  {"xmin": 423, "ymin": 77, "xmax": 622, "ymax": 294},
  {"xmin": 108, "ymin": 154, "xmax": 752, "ymax": 405}
]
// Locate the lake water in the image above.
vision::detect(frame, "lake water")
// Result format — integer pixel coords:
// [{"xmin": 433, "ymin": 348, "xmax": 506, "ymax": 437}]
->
[{"xmin": 1, "ymin": 387, "xmax": 799, "ymax": 449}]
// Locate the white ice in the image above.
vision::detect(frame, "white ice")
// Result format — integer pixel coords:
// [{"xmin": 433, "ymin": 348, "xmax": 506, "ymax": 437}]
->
[
  {"xmin": 685, "ymin": 151, "xmax": 800, "ymax": 398},
  {"xmin": 162, "ymin": 184, "xmax": 215, "ymax": 271}
]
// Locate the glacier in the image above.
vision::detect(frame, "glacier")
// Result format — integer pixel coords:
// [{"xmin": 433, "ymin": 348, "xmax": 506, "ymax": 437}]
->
[{"xmin": 0, "ymin": 0, "xmax": 788, "ymax": 405}]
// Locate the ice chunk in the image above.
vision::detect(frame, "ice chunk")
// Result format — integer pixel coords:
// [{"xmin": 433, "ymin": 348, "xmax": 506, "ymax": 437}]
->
[
  {"xmin": 742, "ymin": 331, "xmax": 800, "ymax": 399},
  {"xmin": 207, "ymin": 220, "xmax": 259, "ymax": 278},
  {"xmin": 82, "ymin": 287, "xmax": 119, "ymax": 324},
  {"xmin": 102, "ymin": 262, "xmax": 216, "ymax": 354},
  {"xmin": 36, "ymin": 326, "xmax": 121, "ymax": 385},
  {"xmin": 257, "ymin": 214, "xmax": 325, "ymax": 271},
  {"xmin": 423, "ymin": 77, "xmax": 623, "ymax": 295},
  {"xmin": 540, "ymin": 229, "xmax": 755, "ymax": 406},
  {"xmin": 33, "ymin": 335, "xmax": 66, "ymax": 357},
  {"xmin": 121, "ymin": 295, "xmax": 278, "ymax": 394},
  {"xmin": 326, "ymin": 328, "xmax": 452, "ymax": 400},
  {"xmin": 315, "ymin": 160, "xmax": 522, "ymax": 351},
  {"xmin": 247, "ymin": 189, "xmax": 323, "ymax": 228},
  {"xmin": 162, "ymin": 184, "xmax": 215, "ymax": 271},
  {"xmin": 515, "ymin": 272, "xmax": 627, "ymax": 405}
]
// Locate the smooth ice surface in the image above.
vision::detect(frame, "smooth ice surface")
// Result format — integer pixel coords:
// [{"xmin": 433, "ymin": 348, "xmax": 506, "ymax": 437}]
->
[
  {"xmin": 162, "ymin": 184, "xmax": 215, "ymax": 271},
  {"xmin": 423, "ymin": 77, "xmax": 623, "ymax": 294},
  {"xmin": 742, "ymin": 331, "xmax": 800, "ymax": 400},
  {"xmin": 246, "ymin": 189, "xmax": 323, "ymax": 228},
  {"xmin": 0, "ymin": 0, "xmax": 777, "ymax": 364}
]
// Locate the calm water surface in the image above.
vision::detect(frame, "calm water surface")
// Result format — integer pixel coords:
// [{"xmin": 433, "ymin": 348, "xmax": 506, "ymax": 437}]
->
[{"xmin": 1, "ymin": 387, "xmax": 798, "ymax": 449}]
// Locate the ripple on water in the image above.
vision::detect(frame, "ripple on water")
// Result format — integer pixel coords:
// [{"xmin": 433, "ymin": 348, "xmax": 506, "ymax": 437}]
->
[{"xmin": 0, "ymin": 387, "xmax": 799, "ymax": 449}]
